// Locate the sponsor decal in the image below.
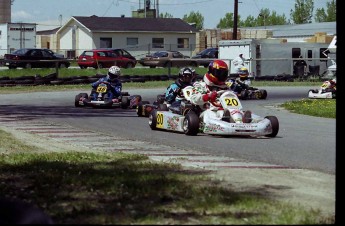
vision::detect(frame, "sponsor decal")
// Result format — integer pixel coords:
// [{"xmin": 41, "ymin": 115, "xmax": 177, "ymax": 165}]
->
[
  {"xmin": 167, "ymin": 116, "xmax": 180, "ymax": 130},
  {"xmin": 204, "ymin": 123, "xmax": 225, "ymax": 132}
]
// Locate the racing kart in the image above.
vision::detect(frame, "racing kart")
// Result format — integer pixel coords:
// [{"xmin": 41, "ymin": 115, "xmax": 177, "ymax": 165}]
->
[
  {"xmin": 148, "ymin": 87, "xmax": 279, "ymax": 137},
  {"xmin": 308, "ymin": 80, "xmax": 336, "ymax": 99},
  {"xmin": 226, "ymin": 79, "xmax": 267, "ymax": 100},
  {"xmin": 75, "ymin": 81, "xmax": 142, "ymax": 109}
]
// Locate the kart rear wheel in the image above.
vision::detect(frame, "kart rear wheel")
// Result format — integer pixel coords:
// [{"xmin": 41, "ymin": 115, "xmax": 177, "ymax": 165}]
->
[
  {"xmin": 75, "ymin": 93, "xmax": 88, "ymax": 107},
  {"xmin": 136, "ymin": 101, "xmax": 149, "ymax": 117},
  {"xmin": 121, "ymin": 96, "xmax": 130, "ymax": 109},
  {"xmin": 75, "ymin": 94, "xmax": 82, "ymax": 107},
  {"xmin": 183, "ymin": 111, "xmax": 199, "ymax": 136},
  {"xmin": 260, "ymin": 90, "xmax": 267, "ymax": 99},
  {"xmin": 148, "ymin": 109, "xmax": 158, "ymax": 130},
  {"xmin": 265, "ymin": 116, "xmax": 279, "ymax": 137}
]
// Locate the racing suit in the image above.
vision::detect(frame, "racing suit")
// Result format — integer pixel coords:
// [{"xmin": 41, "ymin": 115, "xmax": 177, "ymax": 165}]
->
[
  {"xmin": 189, "ymin": 78, "xmax": 227, "ymax": 112},
  {"xmin": 227, "ymin": 78, "xmax": 251, "ymax": 94},
  {"xmin": 91, "ymin": 77, "xmax": 122, "ymax": 100},
  {"xmin": 165, "ymin": 79, "xmax": 193, "ymax": 112}
]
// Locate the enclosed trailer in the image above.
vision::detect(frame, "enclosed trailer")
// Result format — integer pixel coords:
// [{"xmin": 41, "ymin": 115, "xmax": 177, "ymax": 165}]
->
[
  {"xmin": 219, "ymin": 38, "xmax": 333, "ymax": 78},
  {"xmin": 0, "ymin": 23, "xmax": 37, "ymax": 56}
]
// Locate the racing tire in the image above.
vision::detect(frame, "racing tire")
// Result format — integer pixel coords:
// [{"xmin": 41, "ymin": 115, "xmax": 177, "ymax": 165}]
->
[
  {"xmin": 75, "ymin": 94, "xmax": 82, "ymax": 107},
  {"xmin": 158, "ymin": 104, "xmax": 169, "ymax": 111},
  {"xmin": 183, "ymin": 111, "xmax": 199, "ymax": 136},
  {"xmin": 121, "ymin": 96, "xmax": 130, "ymax": 109},
  {"xmin": 136, "ymin": 102, "xmax": 149, "ymax": 117},
  {"xmin": 260, "ymin": 90, "xmax": 268, "ymax": 99},
  {"xmin": 265, "ymin": 116, "xmax": 279, "ymax": 138},
  {"xmin": 148, "ymin": 110, "xmax": 158, "ymax": 130},
  {"xmin": 332, "ymin": 91, "xmax": 336, "ymax": 99}
]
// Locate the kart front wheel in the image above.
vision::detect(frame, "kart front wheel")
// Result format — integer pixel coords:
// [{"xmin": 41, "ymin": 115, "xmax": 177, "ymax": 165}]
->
[
  {"xmin": 183, "ymin": 111, "xmax": 199, "ymax": 136},
  {"xmin": 148, "ymin": 110, "xmax": 158, "ymax": 130},
  {"xmin": 265, "ymin": 116, "xmax": 279, "ymax": 137}
]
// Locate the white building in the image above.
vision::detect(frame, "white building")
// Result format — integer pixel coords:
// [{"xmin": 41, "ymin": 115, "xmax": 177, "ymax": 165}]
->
[{"xmin": 54, "ymin": 16, "xmax": 198, "ymax": 59}]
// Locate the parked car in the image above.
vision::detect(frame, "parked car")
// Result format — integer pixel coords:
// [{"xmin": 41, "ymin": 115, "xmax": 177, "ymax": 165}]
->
[
  {"xmin": 3, "ymin": 48, "xmax": 70, "ymax": 69},
  {"xmin": 191, "ymin": 47, "xmax": 218, "ymax": 67},
  {"xmin": 138, "ymin": 50, "xmax": 197, "ymax": 68},
  {"xmin": 77, "ymin": 49, "xmax": 137, "ymax": 69}
]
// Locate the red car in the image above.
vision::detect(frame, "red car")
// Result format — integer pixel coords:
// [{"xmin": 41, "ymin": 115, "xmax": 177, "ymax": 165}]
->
[{"xmin": 77, "ymin": 49, "xmax": 137, "ymax": 69}]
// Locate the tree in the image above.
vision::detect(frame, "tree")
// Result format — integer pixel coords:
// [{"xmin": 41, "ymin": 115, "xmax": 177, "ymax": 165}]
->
[
  {"xmin": 216, "ymin": 12, "xmax": 234, "ymax": 29},
  {"xmin": 290, "ymin": 0, "xmax": 314, "ymax": 24},
  {"xmin": 159, "ymin": 12, "xmax": 174, "ymax": 18},
  {"xmin": 315, "ymin": 0, "xmax": 336, "ymax": 22},
  {"xmin": 182, "ymin": 11, "xmax": 204, "ymax": 30}
]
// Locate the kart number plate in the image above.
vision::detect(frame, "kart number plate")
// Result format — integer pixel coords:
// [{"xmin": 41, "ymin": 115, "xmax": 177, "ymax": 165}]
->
[
  {"xmin": 156, "ymin": 112, "xmax": 164, "ymax": 128},
  {"xmin": 96, "ymin": 84, "xmax": 107, "ymax": 93},
  {"xmin": 224, "ymin": 97, "xmax": 239, "ymax": 106}
]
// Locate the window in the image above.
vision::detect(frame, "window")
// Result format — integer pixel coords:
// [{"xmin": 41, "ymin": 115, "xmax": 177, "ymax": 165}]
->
[
  {"xmin": 177, "ymin": 38, "xmax": 189, "ymax": 48},
  {"xmin": 307, "ymin": 50, "xmax": 312, "ymax": 61},
  {"xmin": 127, "ymin": 38, "xmax": 138, "ymax": 46},
  {"xmin": 100, "ymin": 38, "xmax": 112, "ymax": 48},
  {"xmin": 291, "ymin": 48, "xmax": 301, "ymax": 59},
  {"xmin": 152, "ymin": 38, "xmax": 164, "ymax": 48}
]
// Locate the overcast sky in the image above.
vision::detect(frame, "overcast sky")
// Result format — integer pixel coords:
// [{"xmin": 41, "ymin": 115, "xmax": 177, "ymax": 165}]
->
[{"xmin": 10, "ymin": 0, "xmax": 331, "ymax": 30}]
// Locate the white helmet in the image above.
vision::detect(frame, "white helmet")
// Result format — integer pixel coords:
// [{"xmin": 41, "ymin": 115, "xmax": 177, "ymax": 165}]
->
[{"xmin": 107, "ymin": 66, "xmax": 121, "ymax": 81}]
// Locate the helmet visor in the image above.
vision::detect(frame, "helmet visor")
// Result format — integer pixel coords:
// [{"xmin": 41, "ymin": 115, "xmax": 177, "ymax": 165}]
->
[{"xmin": 213, "ymin": 68, "xmax": 228, "ymax": 82}]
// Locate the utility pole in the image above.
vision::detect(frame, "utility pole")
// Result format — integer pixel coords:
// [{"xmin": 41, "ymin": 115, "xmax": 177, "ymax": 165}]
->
[{"xmin": 233, "ymin": 0, "xmax": 238, "ymax": 40}]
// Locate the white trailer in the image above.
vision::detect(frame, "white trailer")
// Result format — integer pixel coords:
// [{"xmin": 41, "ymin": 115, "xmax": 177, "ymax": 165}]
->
[
  {"xmin": 218, "ymin": 38, "xmax": 333, "ymax": 78},
  {"xmin": 0, "ymin": 23, "xmax": 36, "ymax": 56}
]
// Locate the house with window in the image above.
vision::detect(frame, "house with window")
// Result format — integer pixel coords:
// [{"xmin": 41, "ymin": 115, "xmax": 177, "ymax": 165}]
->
[{"xmin": 54, "ymin": 16, "xmax": 198, "ymax": 59}]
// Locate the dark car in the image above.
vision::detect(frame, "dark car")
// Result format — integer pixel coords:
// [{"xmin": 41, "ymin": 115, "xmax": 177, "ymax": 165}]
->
[
  {"xmin": 138, "ymin": 50, "xmax": 197, "ymax": 68},
  {"xmin": 3, "ymin": 48, "xmax": 70, "ymax": 69},
  {"xmin": 77, "ymin": 49, "xmax": 137, "ymax": 69},
  {"xmin": 191, "ymin": 47, "xmax": 218, "ymax": 67}
]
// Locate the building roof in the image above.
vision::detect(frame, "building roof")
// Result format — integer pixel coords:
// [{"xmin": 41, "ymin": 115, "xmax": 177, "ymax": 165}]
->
[
  {"xmin": 36, "ymin": 27, "xmax": 60, "ymax": 35},
  {"xmin": 72, "ymin": 16, "xmax": 199, "ymax": 33}
]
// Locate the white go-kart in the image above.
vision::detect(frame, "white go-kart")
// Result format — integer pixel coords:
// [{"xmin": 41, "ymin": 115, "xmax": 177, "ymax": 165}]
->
[{"xmin": 148, "ymin": 86, "xmax": 279, "ymax": 137}]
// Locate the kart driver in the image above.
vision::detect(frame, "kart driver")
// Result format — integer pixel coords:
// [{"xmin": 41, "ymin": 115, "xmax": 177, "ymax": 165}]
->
[
  {"xmin": 90, "ymin": 66, "xmax": 122, "ymax": 102},
  {"xmin": 226, "ymin": 66, "xmax": 251, "ymax": 95},
  {"xmin": 189, "ymin": 59, "xmax": 252, "ymax": 122},
  {"xmin": 323, "ymin": 77, "xmax": 336, "ymax": 92},
  {"xmin": 165, "ymin": 67, "xmax": 195, "ymax": 113}
]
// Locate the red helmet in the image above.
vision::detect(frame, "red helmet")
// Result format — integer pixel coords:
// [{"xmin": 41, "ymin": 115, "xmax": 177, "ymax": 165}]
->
[{"xmin": 205, "ymin": 60, "xmax": 229, "ymax": 86}]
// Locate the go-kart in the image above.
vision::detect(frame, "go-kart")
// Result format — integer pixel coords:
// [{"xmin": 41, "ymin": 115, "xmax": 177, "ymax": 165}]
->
[
  {"xmin": 308, "ymin": 80, "xmax": 336, "ymax": 99},
  {"xmin": 148, "ymin": 87, "xmax": 279, "ymax": 137},
  {"xmin": 136, "ymin": 94, "xmax": 166, "ymax": 117},
  {"xmin": 75, "ymin": 81, "xmax": 142, "ymax": 109},
  {"xmin": 226, "ymin": 79, "xmax": 267, "ymax": 100}
]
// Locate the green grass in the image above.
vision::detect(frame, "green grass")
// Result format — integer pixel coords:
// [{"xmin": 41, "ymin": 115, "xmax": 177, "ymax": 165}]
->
[
  {"xmin": 280, "ymin": 98, "xmax": 336, "ymax": 118},
  {"xmin": 0, "ymin": 129, "xmax": 335, "ymax": 224}
]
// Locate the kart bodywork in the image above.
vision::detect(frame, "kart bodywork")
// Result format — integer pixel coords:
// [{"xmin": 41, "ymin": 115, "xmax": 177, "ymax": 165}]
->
[{"xmin": 308, "ymin": 80, "xmax": 336, "ymax": 99}]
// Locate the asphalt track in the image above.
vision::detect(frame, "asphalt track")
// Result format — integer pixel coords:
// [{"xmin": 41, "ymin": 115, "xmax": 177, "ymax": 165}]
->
[{"xmin": 0, "ymin": 86, "xmax": 336, "ymax": 174}]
